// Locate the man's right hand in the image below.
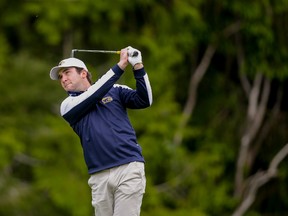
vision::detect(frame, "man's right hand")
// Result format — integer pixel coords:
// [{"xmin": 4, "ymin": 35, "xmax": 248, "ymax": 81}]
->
[{"xmin": 117, "ymin": 48, "xmax": 129, "ymax": 70}]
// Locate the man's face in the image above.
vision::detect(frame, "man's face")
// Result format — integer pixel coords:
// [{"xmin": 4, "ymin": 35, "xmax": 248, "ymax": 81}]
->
[{"xmin": 58, "ymin": 67, "xmax": 88, "ymax": 92}]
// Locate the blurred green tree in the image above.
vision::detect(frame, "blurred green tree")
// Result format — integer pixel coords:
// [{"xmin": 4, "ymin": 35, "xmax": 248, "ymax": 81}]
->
[{"xmin": 0, "ymin": 0, "xmax": 288, "ymax": 216}]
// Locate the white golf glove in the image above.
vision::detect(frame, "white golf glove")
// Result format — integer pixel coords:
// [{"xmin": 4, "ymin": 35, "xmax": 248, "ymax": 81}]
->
[{"xmin": 127, "ymin": 46, "xmax": 142, "ymax": 67}]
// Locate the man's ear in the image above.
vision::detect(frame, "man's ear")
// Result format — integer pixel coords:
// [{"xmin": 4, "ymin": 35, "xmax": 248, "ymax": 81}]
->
[{"xmin": 81, "ymin": 70, "xmax": 88, "ymax": 79}]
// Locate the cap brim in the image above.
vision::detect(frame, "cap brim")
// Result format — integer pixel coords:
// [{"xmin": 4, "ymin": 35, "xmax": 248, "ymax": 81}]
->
[{"xmin": 50, "ymin": 66, "xmax": 61, "ymax": 80}]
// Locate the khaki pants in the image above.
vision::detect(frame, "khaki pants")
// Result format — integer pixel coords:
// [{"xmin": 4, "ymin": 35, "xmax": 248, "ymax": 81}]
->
[{"xmin": 88, "ymin": 162, "xmax": 146, "ymax": 216}]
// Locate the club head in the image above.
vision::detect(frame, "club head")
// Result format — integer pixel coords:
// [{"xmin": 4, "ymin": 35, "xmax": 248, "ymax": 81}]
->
[{"xmin": 71, "ymin": 49, "xmax": 77, "ymax": 57}]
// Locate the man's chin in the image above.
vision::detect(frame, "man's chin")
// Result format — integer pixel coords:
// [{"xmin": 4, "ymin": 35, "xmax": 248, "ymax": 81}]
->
[{"xmin": 63, "ymin": 84, "xmax": 73, "ymax": 91}]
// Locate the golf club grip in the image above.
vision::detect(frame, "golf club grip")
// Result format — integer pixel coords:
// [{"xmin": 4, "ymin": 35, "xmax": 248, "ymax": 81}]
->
[{"xmin": 119, "ymin": 50, "xmax": 138, "ymax": 57}]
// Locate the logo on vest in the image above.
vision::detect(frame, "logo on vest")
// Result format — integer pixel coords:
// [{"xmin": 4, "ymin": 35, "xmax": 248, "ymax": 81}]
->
[{"xmin": 102, "ymin": 96, "xmax": 113, "ymax": 104}]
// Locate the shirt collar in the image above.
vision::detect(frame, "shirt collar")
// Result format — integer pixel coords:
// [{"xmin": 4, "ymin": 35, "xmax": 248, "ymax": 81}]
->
[{"xmin": 67, "ymin": 91, "xmax": 84, "ymax": 96}]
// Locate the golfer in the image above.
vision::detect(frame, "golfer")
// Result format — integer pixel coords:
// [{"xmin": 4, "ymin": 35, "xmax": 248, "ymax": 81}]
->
[{"xmin": 49, "ymin": 46, "xmax": 152, "ymax": 216}]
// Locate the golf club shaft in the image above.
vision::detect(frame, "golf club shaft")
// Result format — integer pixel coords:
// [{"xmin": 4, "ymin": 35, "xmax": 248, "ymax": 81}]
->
[
  {"xmin": 71, "ymin": 49, "xmax": 120, "ymax": 57},
  {"xmin": 71, "ymin": 49, "xmax": 138, "ymax": 57}
]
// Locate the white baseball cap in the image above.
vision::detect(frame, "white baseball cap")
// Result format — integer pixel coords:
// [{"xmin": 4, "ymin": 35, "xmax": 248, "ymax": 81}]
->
[{"xmin": 49, "ymin": 57, "xmax": 88, "ymax": 80}]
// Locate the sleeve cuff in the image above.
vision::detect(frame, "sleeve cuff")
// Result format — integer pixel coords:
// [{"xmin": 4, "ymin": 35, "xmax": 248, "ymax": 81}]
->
[
  {"xmin": 133, "ymin": 67, "xmax": 146, "ymax": 78},
  {"xmin": 111, "ymin": 64, "xmax": 124, "ymax": 76}
]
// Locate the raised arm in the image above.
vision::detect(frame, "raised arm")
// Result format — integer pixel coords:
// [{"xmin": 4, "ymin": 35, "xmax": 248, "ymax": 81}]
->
[{"xmin": 61, "ymin": 48, "xmax": 129, "ymax": 125}]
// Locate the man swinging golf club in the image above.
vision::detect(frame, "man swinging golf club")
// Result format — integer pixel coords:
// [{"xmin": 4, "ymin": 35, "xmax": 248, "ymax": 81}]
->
[{"xmin": 49, "ymin": 46, "xmax": 152, "ymax": 216}]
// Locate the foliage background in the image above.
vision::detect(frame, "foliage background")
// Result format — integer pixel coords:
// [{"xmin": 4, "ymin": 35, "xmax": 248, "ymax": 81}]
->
[{"xmin": 0, "ymin": 0, "xmax": 288, "ymax": 215}]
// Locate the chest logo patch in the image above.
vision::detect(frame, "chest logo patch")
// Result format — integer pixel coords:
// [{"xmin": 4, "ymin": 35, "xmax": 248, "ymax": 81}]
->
[{"xmin": 102, "ymin": 96, "xmax": 113, "ymax": 104}]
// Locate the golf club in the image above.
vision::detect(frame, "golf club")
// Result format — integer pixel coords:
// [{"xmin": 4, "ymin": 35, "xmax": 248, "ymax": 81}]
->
[{"xmin": 71, "ymin": 49, "xmax": 138, "ymax": 58}]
